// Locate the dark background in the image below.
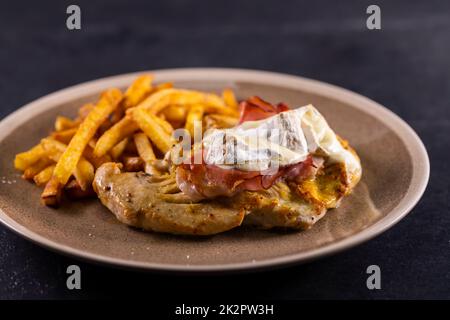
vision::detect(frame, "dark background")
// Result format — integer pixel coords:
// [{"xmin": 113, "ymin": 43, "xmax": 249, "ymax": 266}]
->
[{"xmin": 0, "ymin": 0, "xmax": 449, "ymax": 299}]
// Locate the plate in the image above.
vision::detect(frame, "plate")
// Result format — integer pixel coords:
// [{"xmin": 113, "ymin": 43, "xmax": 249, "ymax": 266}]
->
[{"xmin": 0, "ymin": 68, "xmax": 429, "ymax": 272}]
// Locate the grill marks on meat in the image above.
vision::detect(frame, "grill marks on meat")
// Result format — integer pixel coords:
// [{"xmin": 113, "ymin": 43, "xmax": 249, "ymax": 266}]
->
[{"xmin": 93, "ymin": 163, "xmax": 245, "ymax": 235}]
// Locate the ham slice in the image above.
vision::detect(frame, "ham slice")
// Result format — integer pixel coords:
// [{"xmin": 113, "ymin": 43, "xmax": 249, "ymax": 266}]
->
[
  {"xmin": 238, "ymin": 96, "xmax": 290, "ymax": 124},
  {"xmin": 176, "ymin": 97, "xmax": 323, "ymax": 200}
]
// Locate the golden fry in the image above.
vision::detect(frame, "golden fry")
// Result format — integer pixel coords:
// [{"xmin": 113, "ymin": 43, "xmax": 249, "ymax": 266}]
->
[
  {"xmin": 207, "ymin": 114, "xmax": 239, "ymax": 128},
  {"xmin": 203, "ymin": 93, "xmax": 239, "ymax": 117},
  {"xmin": 94, "ymin": 117, "xmax": 138, "ymax": 157},
  {"xmin": 78, "ymin": 103, "xmax": 95, "ymax": 120},
  {"xmin": 33, "ymin": 165, "xmax": 55, "ymax": 187},
  {"xmin": 41, "ymin": 176, "xmax": 63, "ymax": 207},
  {"xmin": 22, "ymin": 158, "xmax": 54, "ymax": 180},
  {"xmin": 185, "ymin": 104, "xmax": 204, "ymax": 137},
  {"xmin": 132, "ymin": 89, "xmax": 227, "ymax": 116},
  {"xmin": 123, "ymin": 74, "xmax": 153, "ymax": 109},
  {"xmin": 162, "ymin": 105, "xmax": 187, "ymax": 123},
  {"xmin": 51, "ymin": 127, "xmax": 77, "ymax": 144},
  {"xmin": 132, "ymin": 108, "xmax": 175, "ymax": 153},
  {"xmin": 14, "ymin": 144, "xmax": 46, "ymax": 171},
  {"xmin": 41, "ymin": 138, "xmax": 95, "ymax": 190},
  {"xmin": 55, "ymin": 116, "xmax": 79, "ymax": 131},
  {"xmin": 73, "ymin": 157, "xmax": 95, "ymax": 191},
  {"xmin": 133, "ymin": 132, "xmax": 156, "ymax": 163},
  {"xmin": 54, "ymin": 88, "xmax": 122, "ymax": 185},
  {"xmin": 154, "ymin": 82, "xmax": 173, "ymax": 91},
  {"xmin": 152, "ymin": 114, "xmax": 173, "ymax": 134},
  {"xmin": 222, "ymin": 89, "xmax": 238, "ymax": 109},
  {"xmin": 14, "ymin": 75, "xmax": 249, "ymax": 207},
  {"xmin": 110, "ymin": 138, "xmax": 129, "ymax": 160}
]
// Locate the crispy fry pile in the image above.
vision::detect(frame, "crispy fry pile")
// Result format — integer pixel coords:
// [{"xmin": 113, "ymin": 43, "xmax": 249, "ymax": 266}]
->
[{"xmin": 14, "ymin": 75, "xmax": 240, "ymax": 207}]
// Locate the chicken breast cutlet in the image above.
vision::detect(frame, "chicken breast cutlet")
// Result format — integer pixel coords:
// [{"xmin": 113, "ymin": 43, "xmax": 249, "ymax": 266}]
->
[{"xmin": 93, "ymin": 159, "xmax": 355, "ymax": 235}]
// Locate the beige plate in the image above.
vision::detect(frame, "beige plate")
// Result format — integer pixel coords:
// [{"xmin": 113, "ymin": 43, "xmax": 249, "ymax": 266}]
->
[{"xmin": 0, "ymin": 69, "xmax": 429, "ymax": 273}]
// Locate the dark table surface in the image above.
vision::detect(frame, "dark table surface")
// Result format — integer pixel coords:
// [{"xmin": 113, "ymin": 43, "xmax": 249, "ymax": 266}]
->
[{"xmin": 0, "ymin": 0, "xmax": 449, "ymax": 299}]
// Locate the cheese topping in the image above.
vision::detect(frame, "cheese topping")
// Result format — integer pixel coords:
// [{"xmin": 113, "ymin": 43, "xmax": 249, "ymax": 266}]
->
[{"xmin": 202, "ymin": 105, "xmax": 361, "ymax": 178}]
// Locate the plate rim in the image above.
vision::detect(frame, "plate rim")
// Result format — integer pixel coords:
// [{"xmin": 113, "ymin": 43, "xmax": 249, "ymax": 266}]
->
[{"xmin": 0, "ymin": 68, "xmax": 430, "ymax": 272}]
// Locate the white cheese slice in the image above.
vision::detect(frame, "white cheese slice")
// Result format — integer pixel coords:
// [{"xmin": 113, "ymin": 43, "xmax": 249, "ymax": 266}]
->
[{"xmin": 202, "ymin": 105, "xmax": 361, "ymax": 178}]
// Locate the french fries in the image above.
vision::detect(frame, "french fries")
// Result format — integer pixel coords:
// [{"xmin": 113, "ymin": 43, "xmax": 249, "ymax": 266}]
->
[
  {"xmin": 13, "ymin": 74, "xmax": 240, "ymax": 207},
  {"xmin": 94, "ymin": 117, "xmax": 138, "ymax": 157},
  {"xmin": 123, "ymin": 75, "xmax": 153, "ymax": 109},
  {"xmin": 134, "ymin": 89, "xmax": 228, "ymax": 115},
  {"xmin": 41, "ymin": 138, "xmax": 95, "ymax": 191},
  {"xmin": 55, "ymin": 116, "xmax": 79, "ymax": 131},
  {"xmin": 132, "ymin": 108, "xmax": 175, "ymax": 153},
  {"xmin": 151, "ymin": 114, "xmax": 174, "ymax": 134},
  {"xmin": 162, "ymin": 105, "xmax": 187, "ymax": 123},
  {"xmin": 14, "ymin": 144, "xmax": 46, "ymax": 171},
  {"xmin": 73, "ymin": 158, "xmax": 95, "ymax": 191},
  {"xmin": 51, "ymin": 127, "xmax": 78, "ymax": 144},
  {"xmin": 41, "ymin": 176, "xmax": 63, "ymax": 207},
  {"xmin": 33, "ymin": 165, "xmax": 55, "ymax": 187},
  {"xmin": 133, "ymin": 133, "xmax": 156, "ymax": 163},
  {"xmin": 185, "ymin": 104, "xmax": 204, "ymax": 137},
  {"xmin": 205, "ymin": 114, "xmax": 239, "ymax": 129},
  {"xmin": 78, "ymin": 103, "xmax": 95, "ymax": 120},
  {"xmin": 53, "ymin": 88, "xmax": 122, "ymax": 185},
  {"xmin": 222, "ymin": 89, "xmax": 238, "ymax": 109},
  {"xmin": 22, "ymin": 158, "xmax": 54, "ymax": 180},
  {"xmin": 110, "ymin": 138, "xmax": 129, "ymax": 160}
]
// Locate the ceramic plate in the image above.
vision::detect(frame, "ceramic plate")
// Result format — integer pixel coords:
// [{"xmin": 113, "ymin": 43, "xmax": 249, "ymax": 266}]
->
[{"xmin": 0, "ymin": 69, "xmax": 429, "ymax": 272}]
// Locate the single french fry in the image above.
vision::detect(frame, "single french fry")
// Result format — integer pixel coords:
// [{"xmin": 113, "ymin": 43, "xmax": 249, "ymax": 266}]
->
[
  {"xmin": 185, "ymin": 104, "xmax": 204, "ymax": 137},
  {"xmin": 53, "ymin": 88, "xmax": 123, "ymax": 185},
  {"xmin": 55, "ymin": 116, "xmax": 79, "ymax": 131},
  {"xmin": 22, "ymin": 157, "xmax": 54, "ymax": 180},
  {"xmin": 131, "ymin": 89, "xmax": 228, "ymax": 116},
  {"xmin": 132, "ymin": 108, "xmax": 175, "ymax": 153},
  {"xmin": 41, "ymin": 176, "xmax": 63, "ymax": 207},
  {"xmin": 14, "ymin": 144, "xmax": 46, "ymax": 171},
  {"xmin": 94, "ymin": 117, "xmax": 138, "ymax": 157},
  {"xmin": 154, "ymin": 82, "xmax": 173, "ymax": 91},
  {"xmin": 123, "ymin": 156, "xmax": 145, "ymax": 172},
  {"xmin": 41, "ymin": 138, "xmax": 66, "ymax": 160},
  {"xmin": 73, "ymin": 158, "xmax": 95, "ymax": 191},
  {"xmin": 152, "ymin": 114, "xmax": 173, "ymax": 134},
  {"xmin": 51, "ymin": 127, "xmax": 78, "ymax": 144},
  {"xmin": 33, "ymin": 164, "xmax": 55, "ymax": 187},
  {"xmin": 161, "ymin": 105, "xmax": 187, "ymax": 123},
  {"xmin": 110, "ymin": 138, "xmax": 129, "ymax": 160},
  {"xmin": 222, "ymin": 89, "xmax": 238, "ymax": 109},
  {"xmin": 123, "ymin": 74, "xmax": 153, "ymax": 109},
  {"xmin": 203, "ymin": 93, "xmax": 239, "ymax": 117},
  {"xmin": 208, "ymin": 114, "xmax": 239, "ymax": 128},
  {"xmin": 133, "ymin": 132, "xmax": 156, "ymax": 163},
  {"xmin": 78, "ymin": 103, "xmax": 95, "ymax": 120}
]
